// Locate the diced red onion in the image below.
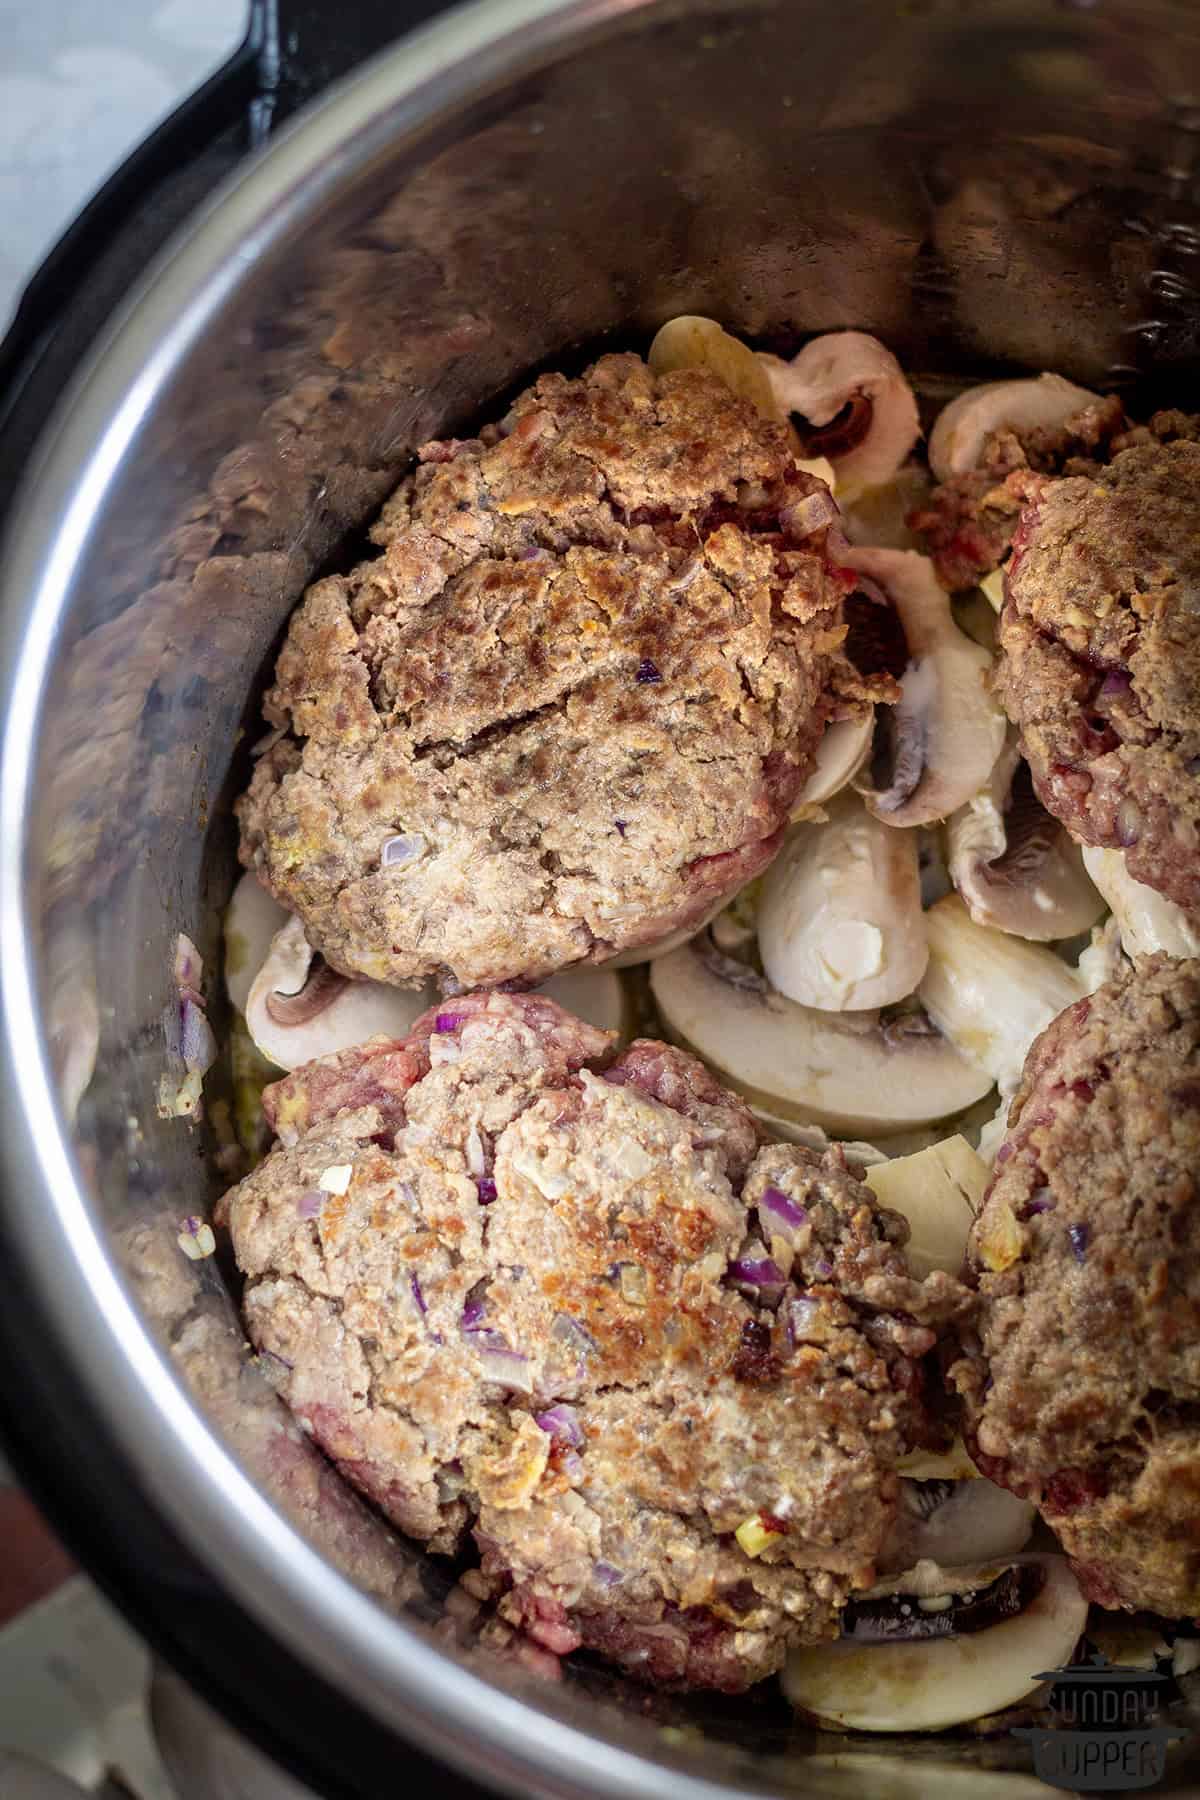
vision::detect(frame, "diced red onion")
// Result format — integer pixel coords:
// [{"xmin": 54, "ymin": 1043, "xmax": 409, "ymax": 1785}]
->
[
  {"xmin": 1025, "ymin": 1189, "xmax": 1055, "ymax": 1216},
  {"xmin": 477, "ymin": 1345, "xmax": 533, "ymax": 1392},
  {"xmin": 812, "ymin": 1256, "xmax": 834, "ymax": 1280},
  {"xmin": 534, "ymin": 1404, "xmax": 584, "ymax": 1448},
  {"xmin": 410, "ymin": 1271, "xmax": 427, "ymax": 1315},
  {"xmin": 551, "ymin": 1311, "xmax": 597, "ymax": 1355},
  {"xmin": 461, "ymin": 1294, "xmax": 487, "ymax": 1329},
  {"xmin": 180, "ymin": 996, "xmax": 216, "ymax": 1075},
  {"xmin": 476, "ymin": 1176, "xmax": 498, "ymax": 1205},
  {"xmin": 759, "ymin": 1186, "xmax": 808, "ymax": 1236},
  {"xmin": 731, "ymin": 1256, "xmax": 787, "ymax": 1287},
  {"xmin": 781, "ymin": 489, "xmax": 839, "ymax": 539},
  {"xmin": 180, "ymin": 1215, "xmax": 203, "ymax": 1238},
  {"xmin": 593, "ymin": 1562, "xmax": 624, "ymax": 1587},
  {"xmin": 635, "ymin": 658, "xmax": 662, "ymax": 685},
  {"xmin": 435, "ymin": 1010, "xmax": 467, "ymax": 1033},
  {"xmin": 559, "ymin": 1451, "xmax": 584, "ymax": 1482},
  {"xmin": 1099, "ymin": 670, "xmax": 1132, "ymax": 698},
  {"xmin": 380, "ymin": 832, "xmax": 426, "ymax": 869},
  {"xmin": 257, "ymin": 1348, "xmax": 293, "ymax": 1374},
  {"xmin": 1068, "ymin": 1222, "xmax": 1090, "ymax": 1263},
  {"xmin": 173, "ymin": 933, "xmax": 203, "ymax": 995},
  {"xmin": 296, "ymin": 1190, "xmax": 323, "ymax": 1219}
]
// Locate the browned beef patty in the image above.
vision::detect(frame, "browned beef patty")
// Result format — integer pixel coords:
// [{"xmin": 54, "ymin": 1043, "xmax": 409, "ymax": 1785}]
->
[
  {"xmin": 237, "ymin": 354, "xmax": 865, "ymax": 991},
  {"xmin": 995, "ymin": 438, "xmax": 1200, "ymax": 911},
  {"xmin": 220, "ymin": 992, "xmax": 968, "ymax": 1691},
  {"xmin": 954, "ymin": 957, "xmax": 1200, "ymax": 1616}
]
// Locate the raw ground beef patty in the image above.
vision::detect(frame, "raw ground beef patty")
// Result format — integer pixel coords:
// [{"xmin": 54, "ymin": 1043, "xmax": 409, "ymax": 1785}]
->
[
  {"xmin": 995, "ymin": 437, "xmax": 1200, "ymax": 912},
  {"xmin": 219, "ymin": 991, "xmax": 969, "ymax": 1690},
  {"xmin": 954, "ymin": 956, "xmax": 1200, "ymax": 1617},
  {"xmin": 237, "ymin": 353, "xmax": 868, "ymax": 991}
]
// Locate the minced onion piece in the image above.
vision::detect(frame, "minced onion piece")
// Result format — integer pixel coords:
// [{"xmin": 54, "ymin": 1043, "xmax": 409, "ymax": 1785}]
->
[
  {"xmin": 535, "ymin": 1405, "xmax": 585, "ymax": 1448},
  {"xmin": 781, "ymin": 488, "xmax": 839, "ymax": 538},
  {"xmin": 435, "ymin": 1010, "xmax": 467, "ymax": 1033},
  {"xmin": 594, "ymin": 1562, "xmax": 624, "ymax": 1587},
  {"xmin": 380, "ymin": 832, "xmax": 427, "ymax": 869},
  {"xmin": 177, "ymin": 1217, "xmax": 216, "ymax": 1260},
  {"xmin": 476, "ymin": 1176, "xmax": 498, "ymax": 1205},
  {"xmin": 296, "ymin": 1190, "xmax": 323, "ymax": 1219},
  {"xmin": 410, "ymin": 1271, "xmax": 427, "ymax": 1315},
  {"xmin": 758, "ymin": 1186, "xmax": 808, "ymax": 1238},
  {"xmin": 476, "ymin": 1345, "xmax": 534, "ymax": 1392}
]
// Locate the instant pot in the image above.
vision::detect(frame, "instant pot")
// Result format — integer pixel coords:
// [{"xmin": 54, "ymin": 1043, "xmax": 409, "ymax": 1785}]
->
[{"xmin": 3, "ymin": 2, "xmax": 1200, "ymax": 1795}]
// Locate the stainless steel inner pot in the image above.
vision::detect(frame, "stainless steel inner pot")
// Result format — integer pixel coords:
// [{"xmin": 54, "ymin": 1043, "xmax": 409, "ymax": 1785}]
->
[{"xmin": 4, "ymin": 1, "xmax": 1200, "ymax": 1794}]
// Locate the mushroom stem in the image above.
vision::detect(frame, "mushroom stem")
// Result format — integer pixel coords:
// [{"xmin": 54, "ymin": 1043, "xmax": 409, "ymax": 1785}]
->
[
  {"xmin": 758, "ymin": 793, "xmax": 928, "ymax": 1011},
  {"xmin": 843, "ymin": 548, "xmax": 1007, "ymax": 828},
  {"xmin": 947, "ymin": 735, "xmax": 1104, "ymax": 942}
]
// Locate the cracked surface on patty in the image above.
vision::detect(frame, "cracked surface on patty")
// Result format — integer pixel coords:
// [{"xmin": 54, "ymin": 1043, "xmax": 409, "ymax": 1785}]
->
[
  {"xmin": 219, "ymin": 991, "xmax": 967, "ymax": 1691},
  {"xmin": 954, "ymin": 957, "xmax": 1200, "ymax": 1617},
  {"xmin": 995, "ymin": 438, "xmax": 1200, "ymax": 911},
  {"xmin": 236, "ymin": 353, "xmax": 862, "ymax": 989}
]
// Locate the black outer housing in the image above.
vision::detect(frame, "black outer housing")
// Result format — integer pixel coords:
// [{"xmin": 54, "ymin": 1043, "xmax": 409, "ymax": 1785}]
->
[{"xmin": 0, "ymin": 4, "xmax": 490, "ymax": 1794}]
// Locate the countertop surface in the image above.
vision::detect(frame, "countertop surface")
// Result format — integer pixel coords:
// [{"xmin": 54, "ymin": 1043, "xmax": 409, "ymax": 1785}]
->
[{"xmin": 0, "ymin": 0, "xmax": 246, "ymax": 328}]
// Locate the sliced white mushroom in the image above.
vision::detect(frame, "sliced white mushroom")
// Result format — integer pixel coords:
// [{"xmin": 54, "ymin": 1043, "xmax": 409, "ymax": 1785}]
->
[
  {"xmin": 843, "ymin": 547, "xmax": 1007, "ymax": 828},
  {"xmin": 648, "ymin": 316, "xmax": 786, "ymax": 424},
  {"xmin": 225, "ymin": 871, "xmax": 289, "ymax": 1015},
  {"xmin": 948, "ymin": 736, "xmax": 1104, "ymax": 942},
  {"xmin": 1081, "ymin": 845, "xmax": 1200, "ymax": 959},
  {"xmin": 791, "ymin": 707, "xmax": 875, "ymax": 816},
  {"xmin": 758, "ymin": 794, "xmax": 927, "ymax": 1011},
  {"xmin": 879, "ymin": 1479, "xmax": 1036, "ymax": 1574},
  {"xmin": 246, "ymin": 916, "xmax": 428, "ymax": 1070},
  {"xmin": 918, "ymin": 895, "xmax": 1082, "ymax": 1099},
  {"xmin": 783, "ymin": 1555, "xmax": 1088, "ymax": 1733},
  {"xmin": 649, "ymin": 934, "xmax": 992, "ymax": 1138},
  {"xmin": 537, "ymin": 965, "xmax": 627, "ymax": 1034},
  {"xmin": 928, "ymin": 373, "xmax": 1102, "ymax": 483},
  {"xmin": 864, "ymin": 1134, "xmax": 989, "ymax": 1279},
  {"xmin": 760, "ymin": 332, "xmax": 920, "ymax": 495}
]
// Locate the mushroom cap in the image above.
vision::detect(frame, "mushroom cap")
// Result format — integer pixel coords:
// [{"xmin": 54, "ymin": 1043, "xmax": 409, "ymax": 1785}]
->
[
  {"xmin": 246, "ymin": 916, "xmax": 629, "ymax": 1069},
  {"xmin": 759, "ymin": 794, "xmax": 928, "ymax": 1011},
  {"xmin": 650, "ymin": 934, "xmax": 992, "ymax": 1138},
  {"xmin": 928, "ymin": 373, "xmax": 1100, "ymax": 483},
  {"xmin": 225, "ymin": 870, "xmax": 288, "ymax": 1014},
  {"xmin": 917, "ymin": 895, "xmax": 1083, "ymax": 1096},
  {"xmin": 878, "ymin": 1478, "xmax": 1036, "ymax": 1574},
  {"xmin": 761, "ymin": 332, "xmax": 920, "ymax": 494},
  {"xmin": 948, "ymin": 736, "xmax": 1104, "ymax": 942},
  {"xmin": 843, "ymin": 547, "xmax": 1007, "ymax": 829},
  {"xmin": 782, "ymin": 1554, "xmax": 1087, "ymax": 1732},
  {"xmin": 791, "ymin": 708, "xmax": 874, "ymax": 815}
]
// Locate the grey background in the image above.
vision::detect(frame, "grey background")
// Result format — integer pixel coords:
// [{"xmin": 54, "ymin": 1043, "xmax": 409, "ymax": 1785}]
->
[{"xmin": 0, "ymin": 0, "xmax": 248, "ymax": 327}]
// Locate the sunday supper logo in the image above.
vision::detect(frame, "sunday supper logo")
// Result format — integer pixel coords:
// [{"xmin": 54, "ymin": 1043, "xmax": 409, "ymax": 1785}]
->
[{"xmin": 1012, "ymin": 1652, "xmax": 1188, "ymax": 1793}]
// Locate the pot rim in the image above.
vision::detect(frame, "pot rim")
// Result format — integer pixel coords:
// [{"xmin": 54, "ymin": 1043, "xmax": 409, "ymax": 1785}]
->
[{"xmin": 0, "ymin": 2, "xmax": 768, "ymax": 1795}]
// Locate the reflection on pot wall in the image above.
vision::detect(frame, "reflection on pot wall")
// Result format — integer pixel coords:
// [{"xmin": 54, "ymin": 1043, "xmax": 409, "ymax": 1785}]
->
[{"xmin": 20, "ymin": 0, "xmax": 1200, "ymax": 1787}]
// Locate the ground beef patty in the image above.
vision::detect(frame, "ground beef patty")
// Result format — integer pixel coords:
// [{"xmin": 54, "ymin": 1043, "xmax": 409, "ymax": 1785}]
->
[
  {"xmin": 237, "ymin": 354, "xmax": 864, "ymax": 990},
  {"xmin": 220, "ymin": 992, "xmax": 968, "ymax": 1691},
  {"xmin": 995, "ymin": 438, "xmax": 1200, "ymax": 911},
  {"xmin": 954, "ymin": 957, "xmax": 1200, "ymax": 1617}
]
